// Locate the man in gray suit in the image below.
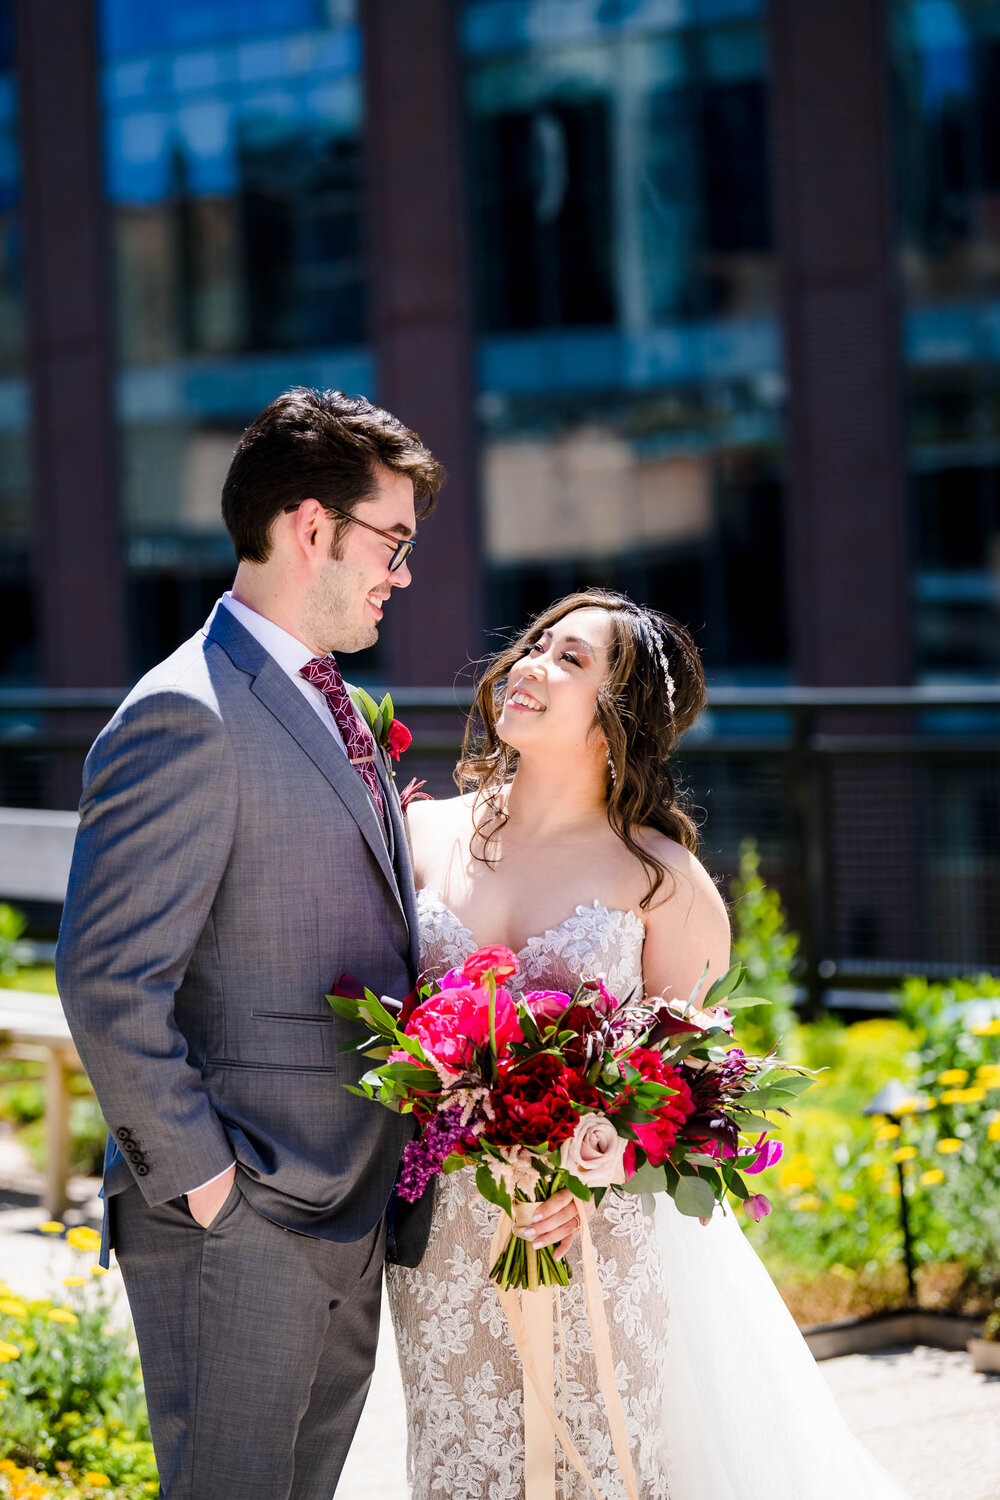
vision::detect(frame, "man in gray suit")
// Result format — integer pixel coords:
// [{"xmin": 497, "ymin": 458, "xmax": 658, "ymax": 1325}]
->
[{"xmin": 56, "ymin": 388, "xmax": 445, "ymax": 1500}]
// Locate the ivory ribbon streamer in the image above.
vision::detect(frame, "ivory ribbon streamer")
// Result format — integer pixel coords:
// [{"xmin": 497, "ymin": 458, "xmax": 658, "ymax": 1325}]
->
[{"xmin": 490, "ymin": 1205, "xmax": 641, "ymax": 1500}]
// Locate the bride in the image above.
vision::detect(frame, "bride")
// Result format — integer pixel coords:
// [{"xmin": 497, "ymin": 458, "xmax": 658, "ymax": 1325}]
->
[{"xmin": 386, "ymin": 588, "xmax": 910, "ymax": 1500}]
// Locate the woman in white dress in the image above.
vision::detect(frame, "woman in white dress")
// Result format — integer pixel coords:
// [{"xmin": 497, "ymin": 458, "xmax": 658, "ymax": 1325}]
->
[{"xmin": 386, "ymin": 588, "xmax": 911, "ymax": 1500}]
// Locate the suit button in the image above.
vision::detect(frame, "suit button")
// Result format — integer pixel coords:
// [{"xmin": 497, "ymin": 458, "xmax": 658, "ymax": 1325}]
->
[
  {"xmin": 117, "ymin": 1128, "xmax": 130, "ymax": 1141},
  {"xmin": 129, "ymin": 1152, "xmax": 143, "ymax": 1164},
  {"xmin": 135, "ymin": 1164, "xmax": 149, "ymax": 1176}
]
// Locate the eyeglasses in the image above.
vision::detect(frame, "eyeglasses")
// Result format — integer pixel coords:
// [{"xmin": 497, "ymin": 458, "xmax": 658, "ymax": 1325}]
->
[{"xmin": 327, "ymin": 506, "xmax": 416, "ymax": 572}]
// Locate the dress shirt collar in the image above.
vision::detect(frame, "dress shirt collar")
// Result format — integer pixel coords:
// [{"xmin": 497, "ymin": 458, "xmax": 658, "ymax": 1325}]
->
[{"xmin": 220, "ymin": 592, "xmax": 319, "ymax": 679}]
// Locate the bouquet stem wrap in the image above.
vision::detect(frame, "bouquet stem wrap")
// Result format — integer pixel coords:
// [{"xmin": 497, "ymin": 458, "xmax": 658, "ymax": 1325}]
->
[{"xmin": 490, "ymin": 1207, "xmax": 640, "ymax": 1500}]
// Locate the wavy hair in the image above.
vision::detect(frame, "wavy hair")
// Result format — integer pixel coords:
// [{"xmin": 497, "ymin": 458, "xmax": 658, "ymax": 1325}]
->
[{"xmin": 456, "ymin": 589, "xmax": 707, "ymax": 908}]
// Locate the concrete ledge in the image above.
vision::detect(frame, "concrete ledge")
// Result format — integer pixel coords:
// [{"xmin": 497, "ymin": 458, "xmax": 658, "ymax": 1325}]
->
[
  {"xmin": 0, "ymin": 806, "xmax": 77, "ymax": 903},
  {"xmin": 803, "ymin": 1308, "xmax": 983, "ymax": 1360}
]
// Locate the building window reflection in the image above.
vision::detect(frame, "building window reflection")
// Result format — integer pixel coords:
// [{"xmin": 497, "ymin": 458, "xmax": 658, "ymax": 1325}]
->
[
  {"xmin": 464, "ymin": 0, "xmax": 786, "ymax": 681},
  {"xmin": 0, "ymin": 0, "xmax": 31, "ymax": 685},
  {"xmin": 100, "ymin": 0, "xmax": 370, "ymax": 675},
  {"xmin": 894, "ymin": 0, "xmax": 1000, "ymax": 678}
]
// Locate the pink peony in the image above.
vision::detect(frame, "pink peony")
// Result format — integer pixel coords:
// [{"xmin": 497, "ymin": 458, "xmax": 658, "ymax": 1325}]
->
[
  {"xmin": 463, "ymin": 945, "xmax": 519, "ymax": 983},
  {"xmin": 525, "ymin": 989, "xmax": 573, "ymax": 1023},
  {"xmin": 405, "ymin": 983, "xmax": 522, "ymax": 1069},
  {"xmin": 560, "ymin": 1113, "xmax": 629, "ymax": 1186}
]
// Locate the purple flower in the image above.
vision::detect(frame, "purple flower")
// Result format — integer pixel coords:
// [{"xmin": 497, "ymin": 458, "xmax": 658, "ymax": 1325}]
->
[
  {"xmin": 396, "ymin": 1104, "xmax": 468, "ymax": 1202},
  {"xmin": 744, "ymin": 1193, "xmax": 772, "ymax": 1222}
]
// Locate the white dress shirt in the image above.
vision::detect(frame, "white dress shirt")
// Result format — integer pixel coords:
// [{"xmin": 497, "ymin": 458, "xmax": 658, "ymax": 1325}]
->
[{"xmin": 187, "ymin": 594, "xmax": 351, "ymax": 1199}]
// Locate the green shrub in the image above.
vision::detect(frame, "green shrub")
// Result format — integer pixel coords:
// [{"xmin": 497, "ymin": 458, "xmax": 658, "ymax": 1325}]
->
[
  {"xmin": 0, "ymin": 1228, "xmax": 156, "ymax": 1495},
  {"xmin": 728, "ymin": 839, "xmax": 799, "ymax": 1052},
  {"xmin": 0, "ymin": 906, "xmax": 26, "ymax": 987}
]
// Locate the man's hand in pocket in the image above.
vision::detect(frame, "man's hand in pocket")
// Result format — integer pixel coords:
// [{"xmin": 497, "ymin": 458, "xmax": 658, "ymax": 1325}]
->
[{"xmin": 187, "ymin": 1164, "xmax": 237, "ymax": 1228}]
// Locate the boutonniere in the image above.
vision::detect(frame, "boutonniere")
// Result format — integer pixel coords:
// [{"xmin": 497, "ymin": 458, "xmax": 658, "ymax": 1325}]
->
[
  {"xmin": 347, "ymin": 685, "xmax": 431, "ymax": 812},
  {"xmin": 347, "ymin": 686, "xmax": 413, "ymax": 763}
]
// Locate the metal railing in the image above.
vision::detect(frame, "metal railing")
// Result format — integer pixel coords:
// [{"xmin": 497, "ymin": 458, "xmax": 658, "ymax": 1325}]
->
[{"xmin": 3, "ymin": 685, "xmax": 1000, "ymax": 1006}]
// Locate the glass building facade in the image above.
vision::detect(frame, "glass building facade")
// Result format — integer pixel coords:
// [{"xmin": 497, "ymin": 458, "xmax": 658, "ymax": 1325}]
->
[
  {"xmin": 100, "ymin": 0, "xmax": 370, "ymax": 674},
  {"xmin": 894, "ymin": 0, "xmax": 1000, "ymax": 681},
  {"xmin": 0, "ymin": 0, "xmax": 30, "ymax": 684},
  {"xmin": 464, "ymin": 0, "xmax": 788, "ymax": 682}
]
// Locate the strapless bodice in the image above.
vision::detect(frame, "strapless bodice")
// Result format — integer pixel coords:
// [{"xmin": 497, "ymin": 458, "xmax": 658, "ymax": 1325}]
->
[{"xmin": 415, "ymin": 887, "xmax": 646, "ymax": 1003}]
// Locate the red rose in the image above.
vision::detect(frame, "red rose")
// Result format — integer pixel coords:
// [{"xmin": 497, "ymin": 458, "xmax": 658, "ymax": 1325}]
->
[
  {"xmin": 625, "ymin": 1047, "xmax": 695, "ymax": 1167},
  {"xmin": 484, "ymin": 1053, "xmax": 583, "ymax": 1148},
  {"xmin": 462, "ymin": 945, "xmax": 519, "ymax": 983},
  {"xmin": 386, "ymin": 719, "xmax": 412, "ymax": 760}
]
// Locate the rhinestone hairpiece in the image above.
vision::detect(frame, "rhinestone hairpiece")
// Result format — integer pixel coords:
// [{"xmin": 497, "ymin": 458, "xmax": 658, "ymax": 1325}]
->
[{"xmin": 637, "ymin": 614, "xmax": 676, "ymax": 715}]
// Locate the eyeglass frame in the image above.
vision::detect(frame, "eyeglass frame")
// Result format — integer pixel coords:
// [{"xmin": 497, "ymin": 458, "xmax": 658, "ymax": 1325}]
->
[{"xmin": 325, "ymin": 506, "xmax": 416, "ymax": 572}]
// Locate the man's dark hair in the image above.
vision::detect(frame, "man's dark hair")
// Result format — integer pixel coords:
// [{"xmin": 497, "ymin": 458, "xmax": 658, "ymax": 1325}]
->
[{"xmin": 221, "ymin": 387, "xmax": 446, "ymax": 564}]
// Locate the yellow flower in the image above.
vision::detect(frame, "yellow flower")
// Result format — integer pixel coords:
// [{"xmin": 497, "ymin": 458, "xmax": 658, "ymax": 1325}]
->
[
  {"xmin": 38, "ymin": 1221, "xmax": 65, "ymax": 1235},
  {"xmin": 47, "ymin": 1308, "xmax": 78, "ymax": 1325},
  {"xmin": 868, "ymin": 1162, "xmax": 886, "ymax": 1183},
  {"xmin": 83, "ymin": 1473, "xmax": 111, "ymax": 1487},
  {"xmin": 792, "ymin": 1194, "xmax": 821, "ymax": 1211},
  {"xmin": 921, "ymin": 1168, "xmax": 945, "ymax": 1186},
  {"xmin": 778, "ymin": 1162, "xmax": 814, "ymax": 1193},
  {"xmin": 892, "ymin": 1146, "xmax": 917, "ymax": 1163},
  {"xmin": 61, "ymin": 1275, "xmax": 87, "ymax": 1288},
  {"xmin": 970, "ymin": 1018, "xmax": 1000, "ymax": 1036},
  {"xmin": 833, "ymin": 1192, "xmax": 857, "ymax": 1210},
  {"xmin": 88, "ymin": 1426, "xmax": 106, "ymax": 1443},
  {"xmin": 936, "ymin": 1138, "xmax": 963, "ymax": 1154},
  {"xmin": 66, "ymin": 1226, "xmax": 103, "ymax": 1254},
  {"xmin": 0, "ymin": 1299, "xmax": 27, "ymax": 1317},
  {"xmin": 0, "ymin": 1340, "xmax": 21, "ymax": 1361},
  {"xmin": 875, "ymin": 1123, "xmax": 900, "ymax": 1141},
  {"xmin": 89, "ymin": 1264, "xmax": 109, "ymax": 1277},
  {"xmin": 938, "ymin": 1068, "xmax": 968, "ymax": 1085},
  {"xmin": 894, "ymin": 1096, "xmax": 924, "ymax": 1115},
  {"xmin": 988, "ymin": 1118, "xmax": 1000, "ymax": 1141},
  {"xmin": 939, "ymin": 1088, "xmax": 966, "ymax": 1105}
]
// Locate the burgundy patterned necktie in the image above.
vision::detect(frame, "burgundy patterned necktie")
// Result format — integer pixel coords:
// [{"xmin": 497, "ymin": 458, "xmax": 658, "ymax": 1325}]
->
[{"xmin": 299, "ymin": 655, "xmax": 385, "ymax": 817}]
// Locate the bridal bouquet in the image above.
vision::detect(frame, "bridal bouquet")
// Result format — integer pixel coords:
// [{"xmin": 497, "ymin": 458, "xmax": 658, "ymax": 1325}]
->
[{"xmin": 329, "ymin": 948, "xmax": 811, "ymax": 1291}]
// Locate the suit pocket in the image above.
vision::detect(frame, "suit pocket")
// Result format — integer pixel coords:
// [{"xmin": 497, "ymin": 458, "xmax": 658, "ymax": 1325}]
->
[
  {"xmin": 203, "ymin": 1057, "xmax": 341, "ymax": 1074},
  {"xmin": 250, "ymin": 1010, "xmax": 335, "ymax": 1025}
]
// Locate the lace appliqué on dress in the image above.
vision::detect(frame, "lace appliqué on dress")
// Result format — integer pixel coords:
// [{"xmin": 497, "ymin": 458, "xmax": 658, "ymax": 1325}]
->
[{"xmin": 386, "ymin": 890, "xmax": 670, "ymax": 1500}]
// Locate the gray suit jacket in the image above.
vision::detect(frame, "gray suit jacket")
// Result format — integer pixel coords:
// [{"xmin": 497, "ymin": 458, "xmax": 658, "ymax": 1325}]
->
[{"xmin": 57, "ymin": 601, "xmax": 420, "ymax": 1243}]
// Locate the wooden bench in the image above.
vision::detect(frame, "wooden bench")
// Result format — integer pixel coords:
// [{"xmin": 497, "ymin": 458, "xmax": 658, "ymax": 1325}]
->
[{"xmin": 0, "ymin": 988, "xmax": 85, "ymax": 1218}]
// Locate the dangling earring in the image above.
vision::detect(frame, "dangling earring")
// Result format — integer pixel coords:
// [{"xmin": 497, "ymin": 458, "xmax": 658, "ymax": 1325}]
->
[{"xmin": 605, "ymin": 742, "xmax": 617, "ymax": 785}]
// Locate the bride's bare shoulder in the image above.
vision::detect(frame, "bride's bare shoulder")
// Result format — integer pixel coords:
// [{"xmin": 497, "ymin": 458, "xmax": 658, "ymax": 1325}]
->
[
  {"xmin": 406, "ymin": 793, "xmax": 477, "ymax": 884},
  {"xmin": 634, "ymin": 829, "xmax": 730, "ymax": 922}
]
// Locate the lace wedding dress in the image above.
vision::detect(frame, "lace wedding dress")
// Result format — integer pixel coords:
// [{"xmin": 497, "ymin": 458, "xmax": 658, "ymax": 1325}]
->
[{"xmin": 386, "ymin": 888, "xmax": 912, "ymax": 1500}]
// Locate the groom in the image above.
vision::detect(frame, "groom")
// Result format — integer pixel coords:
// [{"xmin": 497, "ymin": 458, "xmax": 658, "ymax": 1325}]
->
[{"xmin": 56, "ymin": 387, "xmax": 445, "ymax": 1499}]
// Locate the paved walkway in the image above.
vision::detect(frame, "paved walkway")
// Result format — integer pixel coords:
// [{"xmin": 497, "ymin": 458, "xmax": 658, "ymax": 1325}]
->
[{"xmin": 2, "ymin": 1182, "xmax": 998, "ymax": 1500}]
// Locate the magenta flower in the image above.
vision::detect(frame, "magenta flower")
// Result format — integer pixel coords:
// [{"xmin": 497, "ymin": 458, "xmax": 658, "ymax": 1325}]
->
[
  {"xmin": 741, "ymin": 1135, "xmax": 784, "ymax": 1175},
  {"xmin": 744, "ymin": 1193, "xmax": 772, "ymax": 1221},
  {"xmin": 524, "ymin": 989, "xmax": 573, "ymax": 1023}
]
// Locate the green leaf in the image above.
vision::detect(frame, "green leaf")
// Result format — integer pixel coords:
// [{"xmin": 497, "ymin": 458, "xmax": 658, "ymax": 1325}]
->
[
  {"xmin": 358, "ymin": 995, "xmax": 400, "ymax": 1035},
  {"xmin": 441, "ymin": 1152, "xmax": 467, "ymax": 1174},
  {"xmin": 674, "ymin": 1175, "xmax": 717, "ymax": 1218},
  {"xmin": 563, "ymin": 1174, "xmax": 590, "ymax": 1202},
  {"xmin": 684, "ymin": 960, "xmax": 711, "ymax": 1008},
  {"xmin": 327, "ymin": 992, "xmax": 363, "ymax": 1021},
  {"xmin": 363, "ymin": 1045, "xmax": 393, "ymax": 1061},
  {"xmin": 640, "ymin": 1192, "xmax": 657, "ymax": 1217},
  {"xmin": 702, "ymin": 962, "xmax": 747, "ymax": 1007},
  {"xmin": 732, "ymin": 1109, "xmax": 775, "ymax": 1135},
  {"xmin": 720, "ymin": 993, "xmax": 773, "ymax": 1010},
  {"xmin": 621, "ymin": 1159, "xmax": 669, "ymax": 1195},
  {"xmin": 380, "ymin": 690, "xmax": 394, "ymax": 723},
  {"xmin": 476, "ymin": 1164, "xmax": 512, "ymax": 1218}
]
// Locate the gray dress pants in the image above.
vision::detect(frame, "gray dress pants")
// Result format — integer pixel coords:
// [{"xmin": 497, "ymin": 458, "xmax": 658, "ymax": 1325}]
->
[{"xmin": 113, "ymin": 1179, "xmax": 385, "ymax": 1500}]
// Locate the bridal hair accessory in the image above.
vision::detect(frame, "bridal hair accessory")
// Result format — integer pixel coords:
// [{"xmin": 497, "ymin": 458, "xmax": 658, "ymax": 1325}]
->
[
  {"xmin": 329, "ymin": 950, "xmax": 815, "ymax": 1500},
  {"xmin": 604, "ymin": 742, "xmax": 617, "ymax": 785},
  {"xmin": 635, "ymin": 612, "xmax": 676, "ymax": 715}
]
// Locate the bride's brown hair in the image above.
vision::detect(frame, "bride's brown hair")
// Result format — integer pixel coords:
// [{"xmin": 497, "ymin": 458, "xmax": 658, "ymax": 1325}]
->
[{"xmin": 456, "ymin": 589, "xmax": 706, "ymax": 909}]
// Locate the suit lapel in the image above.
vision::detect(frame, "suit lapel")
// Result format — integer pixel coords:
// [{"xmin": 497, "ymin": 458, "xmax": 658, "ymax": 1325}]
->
[
  {"xmin": 376, "ymin": 756, "xmax": 421, "ymax": 975},
  {"xmin": 205, "ymin": 604, "xmax": 404, "ymax": 915}
]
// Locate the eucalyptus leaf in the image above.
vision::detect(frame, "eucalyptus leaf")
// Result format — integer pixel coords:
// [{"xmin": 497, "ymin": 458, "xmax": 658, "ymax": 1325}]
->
[
  {"xmin": 674, "ymin": 1174, "xmax": 717, "ymax": 1218},
  {"xmin": 640, "ymin": 1193, "xmax": 657, "ymax": 1218},
  {"xmin": 702, "ymin": 962, "xmax": 747, "ymax": 1006},
  {"xmin": 620, "ymin": 1159, "xmax": 669, "ymax": 1195}
]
